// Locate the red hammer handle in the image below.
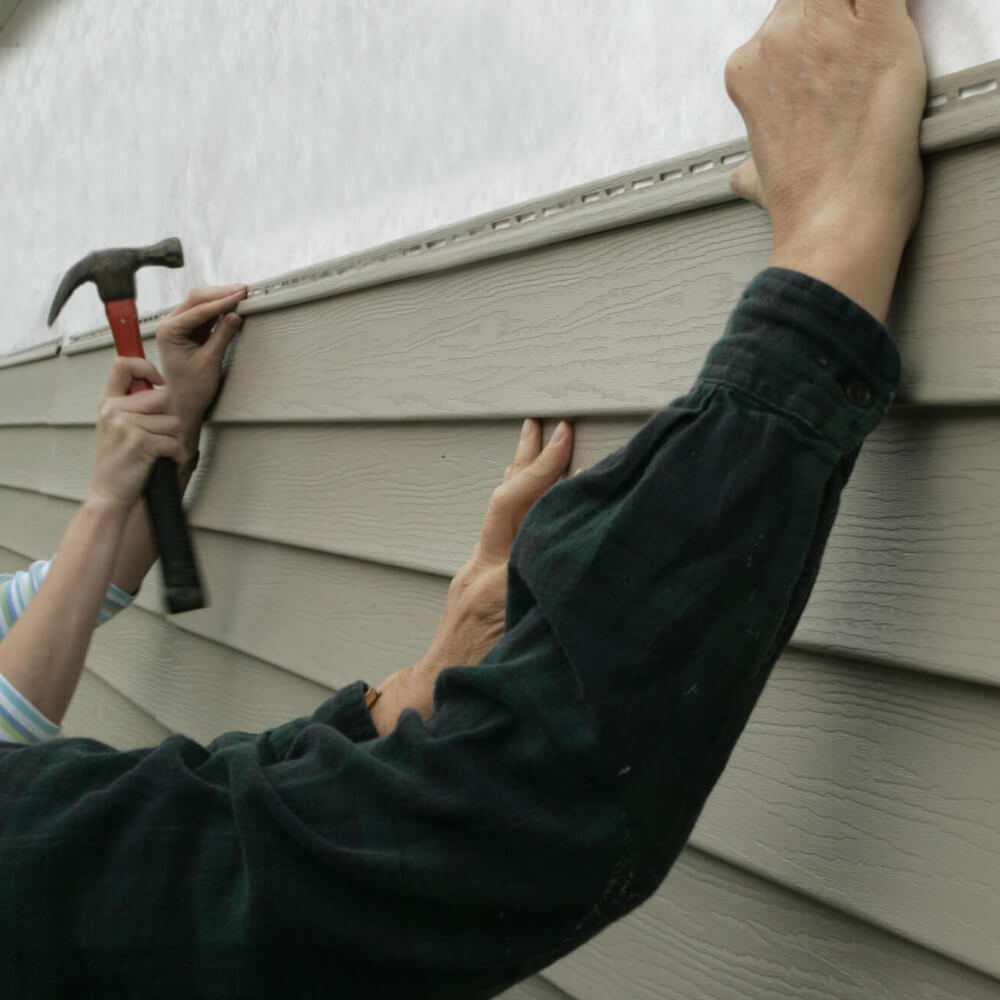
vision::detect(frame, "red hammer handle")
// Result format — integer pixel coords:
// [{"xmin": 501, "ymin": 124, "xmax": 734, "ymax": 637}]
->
[
  {"xmin": 104, "ymin": 299, "xmax": 206, "ymax": 614},
  {"xmin": 105, "ymin": 299, "xmax": 153, "ymax": 393}
]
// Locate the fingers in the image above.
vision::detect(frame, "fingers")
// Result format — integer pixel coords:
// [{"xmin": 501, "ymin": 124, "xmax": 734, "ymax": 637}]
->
[
  {"xmin": 478, "ymin": 420, "xmax": 574, "ymax": 561},
  {"xmin": 165, "ymin": 285, "xmax": 246, "ymax": 319},
  {"xmin": 502, "ymin": 418, "xmax": 543, "ymax": 482},
  {"xmin": 102, "ymin": 357, "xmax": 164, "ymax": 399},
  {"xmin": 170, "ymin": 289, "xmax": 245, "ymax": 330},
  {"xmin": 157, "ymin": 287, "xmax": 247, "ymax": 359}
]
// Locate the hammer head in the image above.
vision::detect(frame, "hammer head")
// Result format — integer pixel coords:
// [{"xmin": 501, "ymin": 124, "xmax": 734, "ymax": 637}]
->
[{"xmin": 47, "ymin": 237, "xmax": 184, "ymax": 326}]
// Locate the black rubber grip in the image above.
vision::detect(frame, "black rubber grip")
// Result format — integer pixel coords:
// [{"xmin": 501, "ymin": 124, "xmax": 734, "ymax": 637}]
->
[{"xmin": 143, "ymin": 456, "xmax": 206, "ymax": 614}]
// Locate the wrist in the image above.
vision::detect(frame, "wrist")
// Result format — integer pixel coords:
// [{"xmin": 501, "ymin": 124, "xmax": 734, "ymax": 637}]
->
[
  {"xmin": 81, "ymin": 490, "xmax": 135, "ymax": 525},
  {"xmin": 770, "ymin": 217, "xmax": 909, "ymax": 323}
]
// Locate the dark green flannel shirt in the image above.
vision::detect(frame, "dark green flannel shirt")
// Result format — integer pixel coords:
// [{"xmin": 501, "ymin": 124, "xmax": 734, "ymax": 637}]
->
[{"xmin": 0, "ymin": 268, "xmax": 900, "ymax": 998}]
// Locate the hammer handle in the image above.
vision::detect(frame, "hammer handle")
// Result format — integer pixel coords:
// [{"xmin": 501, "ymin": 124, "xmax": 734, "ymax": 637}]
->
[{"xmin": 104, "ymin": 299, "xmax": 206, "ymax": 614}]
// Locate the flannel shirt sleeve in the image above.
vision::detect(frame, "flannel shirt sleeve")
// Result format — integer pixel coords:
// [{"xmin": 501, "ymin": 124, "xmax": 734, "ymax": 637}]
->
[{"xmin": 0, "ymin": 268, "xmax": 901, "ymax": 1000}]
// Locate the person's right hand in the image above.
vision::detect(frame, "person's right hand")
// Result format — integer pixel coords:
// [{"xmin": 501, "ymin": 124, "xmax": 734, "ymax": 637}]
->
[
  {"xmin": 724, "ymin": 0, "xmax": 928, "ymax": 321},
  {"xmin": 88, "ymin": 357, "xmax": 186, "ymax": 512}
]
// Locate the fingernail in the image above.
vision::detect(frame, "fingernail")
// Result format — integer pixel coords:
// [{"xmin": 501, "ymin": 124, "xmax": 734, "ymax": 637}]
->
[
  {"xmin": 551, "ymin": 421, "xmax": 569, "ymax": 445},
  {"xmin": 226, "ymin": 313, "xmax": 242, "ymax": 327},
  {"xmin": 520, "ymin": 418, "xmax": 532, "ymax": 439}
]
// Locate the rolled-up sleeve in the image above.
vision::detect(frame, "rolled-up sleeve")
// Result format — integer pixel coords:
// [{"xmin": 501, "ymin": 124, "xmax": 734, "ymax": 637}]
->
[{"xmin": 0, "ymin": 268, "xmax": 901, "ymax": 999}]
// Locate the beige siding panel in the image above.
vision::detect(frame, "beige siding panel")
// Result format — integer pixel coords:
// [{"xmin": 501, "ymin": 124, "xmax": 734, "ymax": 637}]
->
[
  {"xmin": 48, "ymin": 335, "xmax": 164, "ymax": 425},
  {"xmin": 133, "ymin": 529, "xmax": 447, "ymax": 691},
  {"xmin": 157, "ymin": 412, "xmax": 1000, "ymax": 689},
  {"xmin": 0, "ymin": 353, "xmax": 61, "ymax": 425},
  {"xmin": 215, "ymin": 142, "xmax": 1000, "ymax": 420},
  {"xmin": 0, "ymin": 489, "xmax": 66, "ymax": 558},
  {"xmin": 0, "ymin": 426, "xmax": 67, "ymax": 493},
  {"xmin": 87, "ymin": 606, "xmax": 334, "ymax": 744},
  {"xmin": 546, "ymin": 848, "xmax": 1000, "ymax": 1000},
  {"xmin": 0, "ymin": 483, "xmax": 447, "ymax": 691},
  {"xmin": 2, "ymin": 400, "xmax": 999, "ymax": 691},
  {"xmin": 39, "ymin": 142, "xmax": 1000, "ymax": 427},
  {"xmin": 690, "ymin": 648, "xmax": 1000, "ymax": 979},
  {"xmin": 87, "ymin": 608, "xmax": 333, "ymax": 741},
  {"xmin": 61, "ymin": 668, "xmax": 172, "ymax": 749}
]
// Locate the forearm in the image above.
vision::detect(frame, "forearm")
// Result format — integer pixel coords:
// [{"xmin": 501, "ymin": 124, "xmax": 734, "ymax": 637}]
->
[{"xmin": 0, "ymin": 495, "xmax": 130, "ymax": 724}]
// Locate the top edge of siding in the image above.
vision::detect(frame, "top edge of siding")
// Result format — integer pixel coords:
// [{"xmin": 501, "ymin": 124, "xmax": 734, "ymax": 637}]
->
[
  {"xmin": 0, "ymin": 336, "xmax": 61, "ymax": 369},
  {"xmin": 57, "ymin": 57, "xmax": 1000, "ymax": 353}
]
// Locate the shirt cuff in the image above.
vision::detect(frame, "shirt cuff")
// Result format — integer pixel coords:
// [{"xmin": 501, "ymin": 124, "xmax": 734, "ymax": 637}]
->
[
  {"xmin": 99, "ymin": 582, "xmax": 135, "ymax": 625},
  {"xmin": 696, "ymin": 267, "xmax": 902, "ymax": 454},
  {"xmin": 314, "ymin": 680, "xmax": 379, "ymax": 743},
  {"xmin": 0, "ymin": 673, "xmax": 60, "ymax": 745}
]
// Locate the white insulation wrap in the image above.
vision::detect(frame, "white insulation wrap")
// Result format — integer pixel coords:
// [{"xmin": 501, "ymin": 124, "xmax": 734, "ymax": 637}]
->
[{"xmin": 1, "ymin": 0, "xmax": 998, "ymax": 352}]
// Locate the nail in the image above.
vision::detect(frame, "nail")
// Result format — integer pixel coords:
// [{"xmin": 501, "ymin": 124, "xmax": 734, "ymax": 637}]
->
[
  {"xmin": 520, "ymin": 418, "xmax": 532, "ymax": 439},
  {"xmin": 551, "ymin": 421, "xmax": 569, "ymax": 445}
]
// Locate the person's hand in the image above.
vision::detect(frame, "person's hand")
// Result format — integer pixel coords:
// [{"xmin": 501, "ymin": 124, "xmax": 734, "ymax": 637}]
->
[
  {"xmin": 724, "ymin": 0, "xmax": 927, "ymax": 320},
  {"xmin": 88, "ymin": 358, "xmax": 186, "ymax": 513},
  {"xmin": 370, "ymin": 418, "xmax": 576, "ymax": 733},
  {"xmin": 155, "ymin": 285, "xmax": 247, "ymax": 449}
]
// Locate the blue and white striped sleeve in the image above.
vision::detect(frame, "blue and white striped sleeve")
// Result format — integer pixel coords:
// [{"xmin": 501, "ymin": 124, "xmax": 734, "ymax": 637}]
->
[
  {"xmin": 0, "ymin": 673, "xmax": 61, "ymax": 745},
  {"xmin": 0, "ymin": 558, "xmax": 135, "ymax": 745}
]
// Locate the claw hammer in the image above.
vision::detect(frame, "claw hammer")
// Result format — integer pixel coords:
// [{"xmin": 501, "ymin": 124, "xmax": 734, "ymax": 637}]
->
[{"xmin": 47, "ymin": 237, "xmax": 205, "ymax": 614}]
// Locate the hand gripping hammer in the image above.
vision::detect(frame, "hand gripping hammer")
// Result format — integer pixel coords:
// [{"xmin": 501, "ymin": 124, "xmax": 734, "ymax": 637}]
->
[{"xmin": 47, "ymin": 237, "xmax": 205, "ymax": 614}]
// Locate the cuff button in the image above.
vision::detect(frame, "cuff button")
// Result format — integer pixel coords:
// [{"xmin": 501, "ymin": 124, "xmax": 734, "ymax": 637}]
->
[{"xmin": 846, "ymin": 380, "xmax": 873, "ymax": 409}]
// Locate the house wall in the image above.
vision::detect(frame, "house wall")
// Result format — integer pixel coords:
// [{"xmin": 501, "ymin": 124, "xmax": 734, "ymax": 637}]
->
[
  {"xmin": 2, "ymin": 0, "xmax": 999, "ymax": 355},
  {"xmin": 0, "ymin": 58, "xmax": 998, "ymax": 999}
]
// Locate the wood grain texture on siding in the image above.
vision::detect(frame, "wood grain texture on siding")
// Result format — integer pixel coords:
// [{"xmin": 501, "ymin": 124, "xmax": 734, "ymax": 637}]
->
[
  {"xmin": 87, "ymin": 606, "xmax": 335, "ymax": 744},
  {"xmin": 2, "ymin": 401, "xmax": 999, "ymax": 691},
  {"xmin": 0, "ymin": 482, "xmax": 448, "ymax": 691},
  {"xmin": 690, "ymin": 648, "xmax": 1000, "ymax": 979},
  {"xmin": 0, "ymin": 353, "xmax": 61, "ymax": 425},
  {"xmin": 38, "ymin": 139, "xmax": 1000, "ymax": 426},
  {"xmin": 132, "ymin": 529, "xmax": 447, "ymax": 691},
  {"xmin": 60, "ymin": 668, "xmax": 172, "ymax": 748},
  {"xmin": 3, "ymin": 487, "xmax": 999, "ymax": 974},
  {"xmin": 545, "ymin": 847, "xmax": 1000, "ymax": 1000}
]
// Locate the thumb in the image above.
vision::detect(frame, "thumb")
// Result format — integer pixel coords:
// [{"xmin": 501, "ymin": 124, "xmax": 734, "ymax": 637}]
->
[
  {"xmin": 730, "ymin": 156, "xmax": 767, "ymax": 210},
  {"xmin": 102, "ymin": 356, "xmax": 164, "ymax": 399}
]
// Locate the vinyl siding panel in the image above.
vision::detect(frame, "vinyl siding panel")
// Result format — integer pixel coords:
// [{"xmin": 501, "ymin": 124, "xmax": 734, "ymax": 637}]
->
[
  {"xmin": 545, "ymin": 848, "xmax": 1000, "ymax": 1000},
  {"xmin": 4, "ymin": 410, "xmax": 1000, "ymax": 690},
  {"xmin": 60, "ymin": 668, "xmax": 172, "ymax": 748},
  {"xmin": 44, "ymin": 144, "xmax": 1000, "ymax": 427},
  {"xmin": 2, "ymin": 59, "xmax": 999, "ymax": 999}
]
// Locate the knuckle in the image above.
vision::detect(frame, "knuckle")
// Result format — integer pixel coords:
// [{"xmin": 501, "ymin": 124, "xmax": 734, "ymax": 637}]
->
[{"xmin": 724, "ymin": 45, "xmax": 751, "ymax": 99}]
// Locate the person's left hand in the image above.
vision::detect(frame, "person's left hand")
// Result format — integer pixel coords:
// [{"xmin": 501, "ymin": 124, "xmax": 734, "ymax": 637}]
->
[
  {"xmin": 155, "ymin": 285, "xmax": 248, "ymax": 447},
  {"xmin": 370, "ymin": 418, "xmax": 577, "ymax": 733}
]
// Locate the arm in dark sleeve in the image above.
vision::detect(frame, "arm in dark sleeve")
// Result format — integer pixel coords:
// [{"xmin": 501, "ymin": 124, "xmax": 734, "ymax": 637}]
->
[{"xmin": 0, "ymin": 268, "xmax": 900, "ymax": 1000}]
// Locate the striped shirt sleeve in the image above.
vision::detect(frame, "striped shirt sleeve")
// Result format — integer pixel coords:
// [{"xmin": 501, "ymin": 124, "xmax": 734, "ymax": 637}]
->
[
  {"xmin": 0, "ymin": 672, "xmax": 60, "ymax": 745},
  {"xmin": 0, "ymin": 558, "xmax": 135, "ymax": 745}
]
